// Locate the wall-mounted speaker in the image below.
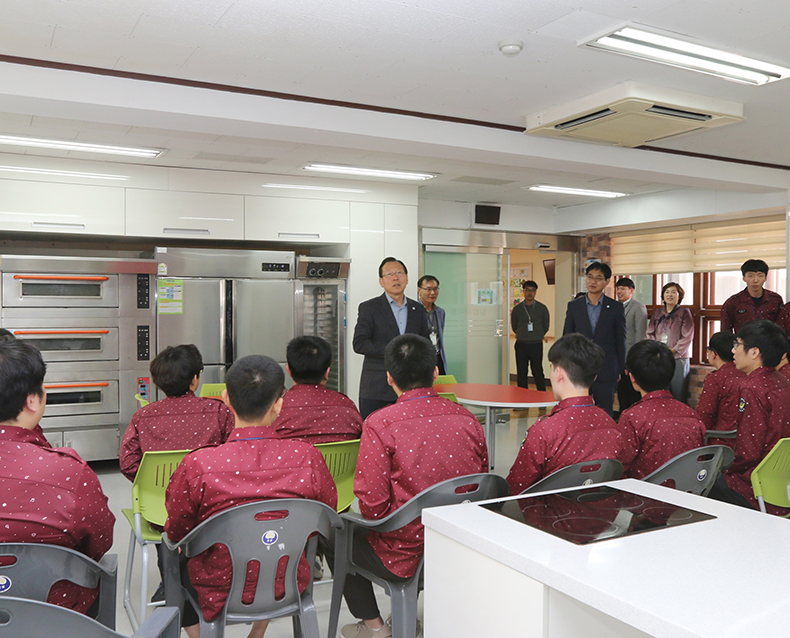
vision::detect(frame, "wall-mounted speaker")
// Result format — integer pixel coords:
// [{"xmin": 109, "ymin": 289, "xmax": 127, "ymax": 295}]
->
[{"xmin": 474, "ymin": 204, "xmax": 501, "ymax": 225}]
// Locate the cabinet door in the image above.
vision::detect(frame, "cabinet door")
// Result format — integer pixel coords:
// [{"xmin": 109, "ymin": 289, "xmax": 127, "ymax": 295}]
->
[
  {"xmin": 245, "ymin": 196, "xmax": 350, "ymax": 243},
  {"xmin": 126, "ymin": 189, "xmax": 244, "ymax": 239},
  {"xmin": 0, "ymin": 179, "xmax": 124, "ymax": 235}
]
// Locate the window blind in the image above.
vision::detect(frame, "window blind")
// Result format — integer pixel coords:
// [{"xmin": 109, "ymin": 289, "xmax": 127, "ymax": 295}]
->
[{"xmin": 611, "ymin": 227, "xmax": 694, "ymax": 275}]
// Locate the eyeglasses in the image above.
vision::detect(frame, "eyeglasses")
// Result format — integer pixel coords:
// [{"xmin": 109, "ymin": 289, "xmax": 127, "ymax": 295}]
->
[
  {"xmin": 382, "ymin": 270, "xmax": 406, "ymax": 279},
  {"xmin": 734, "ymin": 340, "xmax": 745, "ymax": 349},
  {"xmin": 420, "ymin": 287, "xmax": 439, "ymax": 293},
  {"xmin": 586, "ymin": 275, "xmax": 606, "ymax": 282}
]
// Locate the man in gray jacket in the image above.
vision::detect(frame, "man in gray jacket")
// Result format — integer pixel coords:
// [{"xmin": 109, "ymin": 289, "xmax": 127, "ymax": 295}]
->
[
  {"xmin": 511, "ymin": 280, "xmax": 550, "ymax": 391},
  {"xmin": 616, "ymin": 277, "xmax": 648, "ymax": 413}
]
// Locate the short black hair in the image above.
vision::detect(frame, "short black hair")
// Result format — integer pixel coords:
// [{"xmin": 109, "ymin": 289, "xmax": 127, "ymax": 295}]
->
[
  {"xmin": 586, "ymin": 261, "xmax": 612, "ymax": 280},
  {"xmin": 548, "ymin": 333, "xmax": 604, "ymax": 388},
  {"xmin": 417, "ymin": 275, "xmax": 439, "ymax": 288},
  {"xmin": 737, "ymin": 320, "xmax": 789, "ymax": 368},
  {"xmin": 521, "ymin": 280, "xmax": 538, "ymax": 290},
  {"xmin": 627, "ymin": 340, "xmax": 675, "ymax": 393},
  {"xmin": 150, "ymin": 344, "xmax": 203, "ymax": 397},
  {"xmin": 741, "ymin": 259, "xmax": 769, "ymax": 276},
  {"xmin": 0, "ymin": 329, "xmax": 14, "ymax": 339},
  {"xmin": 708, "ymin": 331, "xmax": 737, "ymax": 362},
  {"xmin": 286, "ymin": 336, "xmax": 332, "ymax": 384},
  {"xmin": 615, "ymin": 277, "xmax": 635, "ymax": 289},
  {"xmin": 225, "ymin": 355, "xmax": 285, "ymax": 421},
  {"xmin": 385, "ymin": 334, "xmax": 436, "ymax": 392},
  {"xmin": 0, "ymin": 339, "xmax": 46, "ymax": 423},
  {"xmin": 378, "ymin": 257, "xmax": 408, "ymax": 278},
  {"xmin": 661, "ymin": 282, "xmax": 685, "ymax": 304}
]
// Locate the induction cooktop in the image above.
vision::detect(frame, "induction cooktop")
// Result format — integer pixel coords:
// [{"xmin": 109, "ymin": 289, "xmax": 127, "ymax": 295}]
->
[{"xmin": 481, "ymin": 486, "xmax": 716, "ymax": 545}]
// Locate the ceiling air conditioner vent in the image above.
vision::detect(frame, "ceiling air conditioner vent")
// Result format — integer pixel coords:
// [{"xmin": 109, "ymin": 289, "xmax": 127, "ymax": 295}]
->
[{"xmin": 527, "ymin": 82, "xmax": 743, "ymax": 147}]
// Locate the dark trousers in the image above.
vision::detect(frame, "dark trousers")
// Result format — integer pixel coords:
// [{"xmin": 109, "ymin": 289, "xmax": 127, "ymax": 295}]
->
[
  {"xmin": 321, "ymin": 528, "xmax": 408, "ymax": 621},
  {"xmin": 590, "ymin": 379, "xmax": 617, "ymax": 417},
  {"xmin": 514, "ymin": 340, "xmax": 546, "ymax": 391},
  {"xmin": 617, "ymin": 372, "xmax": 641, "ymax": 414},
  {"xmin": 359, "ymin": 398, "xmax": 396, "ymax": 420},
  {"xmin": 707, "ymin": 475, "xmax": 757, "ymax": 510}
]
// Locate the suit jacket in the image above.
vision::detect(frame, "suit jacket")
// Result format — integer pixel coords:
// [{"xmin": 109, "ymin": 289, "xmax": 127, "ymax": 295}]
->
[
  {"xmin": 419, "ymin": 300, "xmax": 448, "ymax": 374},
  {"xmin": 623, "ymin": 298, "xmax": 648, "ymax": 353},
  {"xmin": 563, "ymin": 294, "xmax": 626, "ymax": 383},
  {"xmin": 353, "ymin": 293, "xmax": 431, "ymax": 401}
]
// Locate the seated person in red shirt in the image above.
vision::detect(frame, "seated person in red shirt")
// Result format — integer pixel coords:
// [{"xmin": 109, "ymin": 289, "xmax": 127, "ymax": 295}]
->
[
  {"xmin": 328, "ymin": 334, "xmax": 488, "ymax": 638},
  {"xmin": 274, "ymin": 335, "xmax": 363, "ymax": 443},
  {"xmin": 0, "ymin": 338, "xmax": 114, "ymax": 614},
  {"xmin": 120, "ymin": 344, "xmax": 235, "ymax": 481},
  {"xmin": 619, "ymin": 340, "xmax": 705, "ymax": 479},
  {"xmin": 708, "ymin": 320, "xmax": 790, "ymax": 513},
  {"xmin": 697, "ymin": 331, "xmax": 746, "ymax": 448},
  {"xmin": 165, "ymin": 354, "xmax": 337, "ymax": 638},
  {"xmin": 506, "ymin": 333, "xmax": 624, "ymax": 495}
]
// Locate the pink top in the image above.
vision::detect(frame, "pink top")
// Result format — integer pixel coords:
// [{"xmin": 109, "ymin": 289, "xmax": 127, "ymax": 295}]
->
[
  {"xmin": 273, "ymin": 383, "xmax": 363, "ymax": 443},
  {"xmin": 646, "ymin": 306, "xmax": 694, "ymax": 359}
]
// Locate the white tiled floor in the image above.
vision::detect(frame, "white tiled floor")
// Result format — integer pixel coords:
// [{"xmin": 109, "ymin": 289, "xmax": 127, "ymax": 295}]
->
[{"xmin": 92, "ymin": 407, "xmax": 542, "ymax": 637}]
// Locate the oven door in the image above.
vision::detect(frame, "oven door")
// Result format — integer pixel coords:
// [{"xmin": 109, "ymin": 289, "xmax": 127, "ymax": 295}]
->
[
  {"xmin": 9, "ymin": 328, "xmax": 119, "ymax": 362},
  {"xmin": 2, "ymin": 273, "xmax": 119, "ymax": 307},
  {"xmin": 43, "ymin": 380, "xmax": 120, "ymax": 416}
]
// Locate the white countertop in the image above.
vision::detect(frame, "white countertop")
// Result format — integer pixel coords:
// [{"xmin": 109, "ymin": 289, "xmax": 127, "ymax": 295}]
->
[{"xmin": 423, "ymin": 479, "xmax": 790, "ymax": 638}]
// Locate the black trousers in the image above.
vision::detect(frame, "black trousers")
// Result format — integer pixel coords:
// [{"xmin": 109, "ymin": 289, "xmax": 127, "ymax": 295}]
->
[
  {"xmin": 359, "ymin": 398, "xmax": 396, "ymax": 420},
  {"xmin": 617, "ymin": 372, "xmax": 641, "ymax": 414},
  {"xmin": 514, "ymin": 340, "xmax": 546, "ymax": 392},
  {"xmin": 590, "ymin": 379, "xmax": 617, "ymax": 417},
  {"xmin": 707, "ymin": 475, "xmax": 757, "ymax": 510}
]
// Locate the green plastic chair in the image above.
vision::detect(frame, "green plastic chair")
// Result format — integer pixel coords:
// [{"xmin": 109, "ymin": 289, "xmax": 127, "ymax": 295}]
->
[
  {"xmin": 135, "ymin": 394, "xmax": 150, "ymax": 408},
  {"xmin": 751, "ymin": 437, "xmax": 790, "ymax": 514},
  {"xmin": 199, "ymin": 383, "xmax": 226, "ymax": 398},
  {"xmin": 122, "ymin": 450, "xmax": 189, "ymax": 630},
  {"xmin": 435, "ymin": 374, "xmax": 457, "ymax": 385},
  {"xmin": 437, "ymin": 392, "xmax": 459, "ymax": 403},
  {"xmin": 314, "ymin": 439, "xmax": 360, "ymax": 511}
]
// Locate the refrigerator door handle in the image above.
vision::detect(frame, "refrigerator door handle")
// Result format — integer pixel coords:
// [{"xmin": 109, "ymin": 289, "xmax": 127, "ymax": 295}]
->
[{"xmin": 294, "ymin": 279, "xmax": 304, "ymax": 338}]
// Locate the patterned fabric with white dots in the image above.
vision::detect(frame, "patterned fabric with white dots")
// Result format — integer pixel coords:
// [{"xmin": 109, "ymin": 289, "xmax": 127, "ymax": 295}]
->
[
  {"xmin": 119, "ymin": 391, "xmax": 235, "ymax": 481},
  {"xmin": 354, "ymin": 387, "xmax": 488, "ymax": 579},
  {"xmin": 0, "ymin": 425, "xmax": 115, "ymax": 613},
  {"xmin": 506, "ymin": 396, "xmax": 624, "ymax": 496},
  {"xmin": 273, "ymin": 384, "xmax": 363, "ymax": 443},
  {"xmin": 619, "ymin": 390, "xmax": 706, "ymax": 479},
  {"xmin": 721, "ymin": 288, "xmax": 783, "ymax": 333},
  {"xmin": 696, "ymin": 361, "xmax": 747, "ymax": 442},
  {"xmin": 164, "ymin": 425, "xmax": 337, "ymax": 622}
]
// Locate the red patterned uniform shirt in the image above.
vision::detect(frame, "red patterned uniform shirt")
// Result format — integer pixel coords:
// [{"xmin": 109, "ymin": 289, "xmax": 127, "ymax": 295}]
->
[
  {"xmin": 725, "ymin": 367, "xmax": 790, "ymax": 514},
  {"xmin": 721, "ymin": 288, "xmax": 783, "ymax": 333},
  {"xmin": 355, "ymin": 388, "xmax": 488, "ymax": 578},
  {"xmin": 0, "ymin": 426, "xmax": 115, "ymax": 613},
  {"xmin": 619, "ymin": 390, "xmax": 706, "ymax": 479},
  {"xmin": 164, "ymin": 426, "xmax": 336, "ymax": 622},
  {"xmin": 273, "ymin": 383, "xmax": 363, "ymax": 443},
  {"xmin": 696, "ymin": 362, "xmax": 747, "ymax": 447},
  {"xmin": 120, "ymin": 391, "xmax": 235, "ymax": 481},
  {"xmin": 506, "ymin": 396, "xmax": 624, "ymax": 495}
]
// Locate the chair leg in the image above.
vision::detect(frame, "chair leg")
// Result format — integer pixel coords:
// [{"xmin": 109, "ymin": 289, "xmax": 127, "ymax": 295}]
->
[
  {"xmin": 328, "ymin": 527, "xmax": 351, "ymax": 638},
  {"xmin": 140, "ymin": 541, "xmax": 150, "ymax": 623},
  {"xmin": 123, "ymin": 531, "xmax": 140, "ymax": 631},
  {"xmin": 388, "ymin": 581, "xmax": 420, "ymax": 638},
  {"xmin": 298, "ymin": 589, "xmax": 320, "ymax": 638}
]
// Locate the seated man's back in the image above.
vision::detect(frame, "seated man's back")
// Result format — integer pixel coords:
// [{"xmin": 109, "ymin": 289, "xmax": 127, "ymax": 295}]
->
[
  {"xmin": 696, "ymin": 332, "xmax": 746, "ymax": 446},
  {"xmin": 274, "ymin": 383, "xmax": 362, "ymax": 443}
]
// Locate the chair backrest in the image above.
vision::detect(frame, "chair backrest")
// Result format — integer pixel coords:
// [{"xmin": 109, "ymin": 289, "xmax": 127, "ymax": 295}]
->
[
  {"xmin": 642, "ymin": 445, "xmax": 733, "ymax": 496},
  {"xmin": 434, "ymin": 375, "xmax": 457, "ymax": 385},
  {"xmin": 132, "ymin": 450, "xmax": 190, "ymax": 527},
  {"xmin": 199, "ymin": 383, "xmax": 226, "ymax": 398},
  {"xmin": 0, "ymin": 597, "xmax": 179, "ymax": 638},
  {"xmin": 174, "ymin": 499, "xmax": 342, "ymax": 619},
  {"xmin": 751, "ymin": 438, "xmax": 790, "ymax": 509},
  {"xmin": 365, "ymin": 473, "xmax": 509, "ymax": 533},
  {"xmin": 521, "ymin": 459, "xmax": 624, "ymax": 495},
  {"xmin": 314, "ymin": 439, "xmax": 360, "ymax": 511},
  {"xmin": 135, "ymin": 393, "xmax": 150, "ymax": 408},
  {"xmin": 437, "ymin": 392, "xmax": 458, "ymax": 403}
]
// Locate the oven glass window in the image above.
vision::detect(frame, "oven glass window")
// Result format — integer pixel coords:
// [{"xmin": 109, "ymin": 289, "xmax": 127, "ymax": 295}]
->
[
  {"xmin": 46, "ymin": 390, "xmax": 103, "ymax": 405},
  {"xmin": 21, "ymin": 283, "xmax": 102, "ymax": 297},
  {"xmin": 28, "ymin": 337, "xmax": 103, "ymax": 352}
]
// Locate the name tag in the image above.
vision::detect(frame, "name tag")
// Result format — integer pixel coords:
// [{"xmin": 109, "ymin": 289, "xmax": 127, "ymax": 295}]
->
[
  {"xmin": 527, "ymin": 322, "xmax": 534, "ymax": 332},
  {"xmin": 430, "ymin": 333, "xmax": 438, "ymax": 346}
]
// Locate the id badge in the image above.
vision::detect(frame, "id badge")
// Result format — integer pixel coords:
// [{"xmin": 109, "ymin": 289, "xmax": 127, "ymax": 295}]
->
[
  {"xmin": 430, "ymin": 333, "xmax": 438, "ymax": 346},
  {"xmin": 660, "ymin": 333, "xmax": 668, "ymax": 344},
  {"xmin": 527, "ymin": 322, "xmax": 534, "ymax": 332}
]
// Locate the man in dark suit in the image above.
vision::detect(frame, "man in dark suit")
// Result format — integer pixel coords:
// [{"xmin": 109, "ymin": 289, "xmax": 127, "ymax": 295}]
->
[
  {"xmin": 563, "ymin": 261, "xmax": 626, "ymax": 416},
  {"xmin": 353, "ymin": 257, "xmax": 431, "ymax": 418}
]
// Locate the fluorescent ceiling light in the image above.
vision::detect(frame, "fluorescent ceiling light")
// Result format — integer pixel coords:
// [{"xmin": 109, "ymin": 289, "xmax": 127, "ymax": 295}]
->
[
  {"xmin": 303, "ymin": 163, "xmax": 436, "ymax": 181},
  {"xmin": 527, "ymin": 185, "xmax": 628, "ymax": 198},
  {"xmin": 0, "ymin": 165, "xmax": 131, "ymax": 180},
  {"xmin": 0, "ymin": 135, "xmax": 164, "ymax": 158},
  {"xmin": 262, "ymin": 183, "xmax": 371, "ymax": 193},
  {"xmin": 585, "ymin": 26, "xmax": 790, "ymax": 86}
]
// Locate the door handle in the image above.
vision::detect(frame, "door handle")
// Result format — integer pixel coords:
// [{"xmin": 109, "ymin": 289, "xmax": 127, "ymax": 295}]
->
[{"xmin": 495, "ymin": 319, "xmax": 504, "ymax": 337}]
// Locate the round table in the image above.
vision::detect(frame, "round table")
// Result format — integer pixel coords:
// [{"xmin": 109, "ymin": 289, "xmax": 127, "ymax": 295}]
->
[{"xmin": 434, "ymin": 383, "xmax": 556, "ymax": 470}]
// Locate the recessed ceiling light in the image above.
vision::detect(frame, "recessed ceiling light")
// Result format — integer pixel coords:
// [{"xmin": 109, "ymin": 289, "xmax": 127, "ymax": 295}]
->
[
  {"xmin": 584, "ymin": 26, "xmax": 790, "ymax": 86},
  {"xmin": 303, "ymin": 163, "xmax": 437, "ymax": 181},
  {"xmin": 526, "ymin": 185, "xmax": 628, "ymax": 198},
  {"xmin": 0, "ymin": 135, "xmax": 165, "ymax": 158},
  {"xmin": 262, "ymin": 183, "xmax": 371, "ymax": 193},
  {"xmin": 0, "ymin": 165, "xmax": 131, "ymax": 180}
]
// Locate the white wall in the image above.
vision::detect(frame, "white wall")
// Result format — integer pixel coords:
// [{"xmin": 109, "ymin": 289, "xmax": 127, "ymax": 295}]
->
[{"xmin": 419, "ymin": 199, "xmax": 556, "ymax": 234}]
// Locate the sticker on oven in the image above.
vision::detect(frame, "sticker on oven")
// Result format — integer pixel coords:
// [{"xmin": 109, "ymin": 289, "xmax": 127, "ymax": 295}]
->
[
  {"xmin": 157, "ymin": 262, "xmax": 168, "ymax": 276},
  {"xmin": 157, "ymin": 279, "xmax": 184, "ymax": 315}
]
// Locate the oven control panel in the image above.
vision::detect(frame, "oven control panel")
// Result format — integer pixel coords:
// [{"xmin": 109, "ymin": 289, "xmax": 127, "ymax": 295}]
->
[
  {"xmin": 137, "ymin": 376, "xmax": 151, "ymax": 404},
  {"xmin": 137, "ymin": 325, "xmax": 150, "ymax": 360},
  {"xmin": 137, "ymin": 274, "xmax": 150, "ymax": 309}
]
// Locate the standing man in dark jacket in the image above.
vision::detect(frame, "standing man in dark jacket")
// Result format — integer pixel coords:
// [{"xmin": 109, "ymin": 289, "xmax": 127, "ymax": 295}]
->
[
  {"xmin": 511, "ymin": 279, "xmax": 550, "ymax": 391},
  {"xmin": 563, "ymin": 262, "xmax": 626, "ymax": 416},
  {"xmin": 353, "ymin": 257, "xmax": 431, "ymax": 418},
  {"xmin": 417, "ymin": 275, "xmax": 448, "ymax": 375}
]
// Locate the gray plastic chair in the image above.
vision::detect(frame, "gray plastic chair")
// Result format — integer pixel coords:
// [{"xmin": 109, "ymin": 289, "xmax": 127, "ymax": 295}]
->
[
  {"xmin": 161, "ymin": 499, "xmax": 343, "ymax": 638},
  {"xmin": 642, "ymin": 445, "xmax": 734, "ymax": 496},
  {"xmin": 705, "ymin": 428, "xmax": 738, "ymax": 444},
  {"xmin": 0, "ymin": 597, "xmax": 179, "ymax": 637},
  {"xmin": 520, "ymin": 459, "xmax": 624, "ymax": 495},
  {"xmin": 0, "ymin": 543, "xmax": 117, "ymax": 629},
  {"xmin": 328, "ymin": 473, "xmax": 509, "ymax": 638}
]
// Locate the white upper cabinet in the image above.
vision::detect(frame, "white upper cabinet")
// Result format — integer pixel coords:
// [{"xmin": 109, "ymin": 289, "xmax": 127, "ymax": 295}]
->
[
  {"xmin": 0, "ymin": 179, "xmax": 125, "ymax": 235},
  {"xmin": 245, "ymin": 196, "xmax": 350, "ymax": 243},
  {"xmin": 126, "ymin": 189, "xmax": 244, "ymax": 240}
]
